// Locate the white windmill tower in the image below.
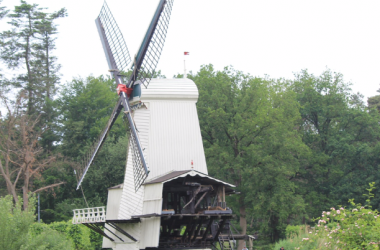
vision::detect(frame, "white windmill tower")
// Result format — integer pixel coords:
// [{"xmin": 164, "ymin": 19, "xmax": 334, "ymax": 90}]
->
[{"xmin": 72, "ymin": 1, "xmax": 253, "ymax": 250}]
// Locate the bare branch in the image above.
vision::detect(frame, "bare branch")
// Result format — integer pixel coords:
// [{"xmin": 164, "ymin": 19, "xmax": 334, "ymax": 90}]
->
[{"xmin": 32, "ymin": 182, "xmax": 66, "ymax": 194}]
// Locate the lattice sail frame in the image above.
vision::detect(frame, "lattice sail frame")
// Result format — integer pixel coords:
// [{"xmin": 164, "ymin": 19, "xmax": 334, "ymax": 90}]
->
[
  {"xmin": 98, "ymin": 1, "xmax": 131, "ymax": 72},
  {"xmin": 123, "ymin": 112, "xmax": 148, "ymax": 192},
  {"xmin": 134, "ymin": 0, "xmax": 174, "ymax": 88},
  {"xmin": 130, "ymin": 130, "xmax": 148, "ymax": 191}
]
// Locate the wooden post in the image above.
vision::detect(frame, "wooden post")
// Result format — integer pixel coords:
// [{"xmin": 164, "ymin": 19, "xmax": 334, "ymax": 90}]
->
[
  {"xmin": 214, "ymin": 219, "xmax": 226, "ymax": 241},
  {"xmin": 163, "ymin": 192, "xmax": 168, "ymax": 210},
  {"xmin": 249, "ymin": 236, "xmax": 253, "ymax": 250},
  {"xmin": 217, "ymin": 186, "xmax": 222, "ymax": 203},
  {"xmin": 222, "ymin": 186, "xmax": 225, "ymax": 203},
  {"xmin": 202, "ymin": 218, "xmax": 213, "ymax": 241}
]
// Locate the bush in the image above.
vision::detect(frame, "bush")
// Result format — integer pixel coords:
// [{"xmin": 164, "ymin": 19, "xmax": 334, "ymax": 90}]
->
[
  {"xmin": 0, "ymin": 195, "xmax": 35, "ymax": 250},
  {"xmin": 275, "ymin": 183, "xmax": 380, "ymax": 249},
  {"xmin": 21, "ymin": 225, "xmax": 73, "ymax": 250},
  {"xmin": 275, "ymin": 225, "xmax": 329, "ymax": 250},
  {"xmin": 0, "ymin": 195, "xmax": 102, "ymax": 250}
]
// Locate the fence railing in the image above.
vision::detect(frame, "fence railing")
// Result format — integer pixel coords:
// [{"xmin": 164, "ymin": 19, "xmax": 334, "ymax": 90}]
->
[{"xmin": 72, "ymin": 206, "xmax": 106, "ymax": 224}]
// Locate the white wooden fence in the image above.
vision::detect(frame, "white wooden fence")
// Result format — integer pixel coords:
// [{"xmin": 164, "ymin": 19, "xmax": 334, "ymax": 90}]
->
[{"xmin": 72, "ymin": 206, "xmax": 106, "ymax": 224}]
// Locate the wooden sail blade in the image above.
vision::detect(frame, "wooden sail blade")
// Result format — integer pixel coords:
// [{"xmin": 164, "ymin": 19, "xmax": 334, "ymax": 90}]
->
[
  {"xmin": 96, "ymin": 1, "xmax": 131, "ymax": 82},
  {"xmin": 120, "ymin": 92, "xmax": 149, "ymax": 191},
  {"xmin": 130, "ymin": 130, "xmax": 149, "ymax": 192},
  {"xmin": 127, "ymin": 0, "xmax": 174, "ymax": 88},
  {"xmin": 76, "ymin": 98, "xmax": 123, "ymax": 190}
]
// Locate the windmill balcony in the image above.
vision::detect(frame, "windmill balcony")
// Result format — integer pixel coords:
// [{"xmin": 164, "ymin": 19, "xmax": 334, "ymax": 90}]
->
[{"xmin": 72, "ymin": 206, "xmax": 106, "ymax": 224}]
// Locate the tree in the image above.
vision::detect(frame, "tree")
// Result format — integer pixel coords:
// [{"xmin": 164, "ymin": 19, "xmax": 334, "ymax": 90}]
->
[
  {"xmin": 57, "ymin": 75, "xmax": 125, "ymax": 159},
  {"xmin": 34, "ymin": 75, "xmax": 128, "ymax": 222},
  {"xmin": 33, "ymin": 7, "xmax": 67, "ymax": 152},
  {"xmin": 367, "ymin": 87, "xmax": 380, "ymax": 113},
  {"xmin": 0, "ymin": 0, "xmax": 8, "ymax": 19},
  {"xmin": 292, "ymin": 69, "xmax": 380, "ymax": 219},
  {"xmin": 0, "ymin": 92, "xmax": 64, "ymax": 210},
  {"xmin": 0, "ymin": 1, "xmax": 66, "ymax": 119},
  {"xmin": 190, "ymin": 65, "xmax": 308, "ymax": 246}
]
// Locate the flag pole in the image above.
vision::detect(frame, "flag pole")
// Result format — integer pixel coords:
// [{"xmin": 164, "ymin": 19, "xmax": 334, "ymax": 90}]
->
[
  {"xmin": 184, "ymin": 52, "xmax": 189, "ymax": 78},
  {"xmin": 183, "ymin": 59, "xmax": 187, "ymax": 78}
]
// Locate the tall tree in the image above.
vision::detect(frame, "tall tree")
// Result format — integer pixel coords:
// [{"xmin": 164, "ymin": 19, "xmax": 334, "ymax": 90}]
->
[
  {"xmin": 33, "ymin": 8, "xmax": 66, "ymax": 152},
  {"xmin": 190, "ymin": 65, "xmax": 308, "ymax": 246},
  {"xmin": 36, "ymin": 75, "xmax": 127, "ymax": 222},
  {"xmin": 0, "ymin": 92, "xmax": 65, "ymax": 210},
  {"xmin": 292, "ymin": 69, "xmax": 380, "ymax": 218},
  {"xmin": 57, "ymin": 75, "xmax": 125, "ymax": 159},
  {"xmin": 367, "ymin": 87, "xmax": 380, "ymax": 113},
  {"xmin": 0, "ymin": 0, "xmax": 8, "ymax": 19},
  {"xmin": 0, "ymin": 0, "xmax": 66, "ymax": 119}
]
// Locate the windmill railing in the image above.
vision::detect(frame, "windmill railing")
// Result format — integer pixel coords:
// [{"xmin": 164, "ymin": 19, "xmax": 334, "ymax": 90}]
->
[{"xmin": 72, "ymin": 206, "xmax": 106, "ymax": 224}]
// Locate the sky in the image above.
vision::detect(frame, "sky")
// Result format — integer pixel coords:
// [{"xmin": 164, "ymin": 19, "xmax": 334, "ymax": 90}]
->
[{"xmin": 1, "ymin": 0, "xmax": 380, "ymax": 100}]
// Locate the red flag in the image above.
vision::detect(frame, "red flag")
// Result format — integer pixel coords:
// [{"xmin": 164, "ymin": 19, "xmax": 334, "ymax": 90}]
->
[{"xmin": 184, "ymin": 52, "xmax": 189, "ymax": 55}]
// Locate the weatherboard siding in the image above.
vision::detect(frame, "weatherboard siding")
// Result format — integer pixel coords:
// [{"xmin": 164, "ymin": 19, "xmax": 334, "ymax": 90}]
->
[
  {"xmin": 139, "ymin": 183, "xmax": 163, "ymax": 248},
  {"xmin": 147, "ymin": 100, "xmax": 208, "ymax": 179},
  {"xmin": 115, "ymin": 78, "xmax": 208, "ymax": 248},
  {"xmin": 143, "ymin": 78, "xmax": 208, "ymax": 180},
  {"xmin": 118, "ymin": 106, "xmax": 150, "ymax": 220}
]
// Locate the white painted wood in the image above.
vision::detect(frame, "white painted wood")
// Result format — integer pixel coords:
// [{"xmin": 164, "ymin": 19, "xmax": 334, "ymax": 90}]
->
[
  {"xmin": 139, "ymin": 183, "xmax": 163, "ymax": 248},
  {"xmin": 104, "ymin": 78, "xmax": 211, "ymax": 249},
  {"xmin": 106, "ymin": 188, "xmax": 123, "ymax": 220},
  {"xmin": 118, "ymin": 107, "xmax": 150, "ymax": 220},
  {"xmin": 118, "ymin": 78, "xmax": 207, "ymax": 220}
]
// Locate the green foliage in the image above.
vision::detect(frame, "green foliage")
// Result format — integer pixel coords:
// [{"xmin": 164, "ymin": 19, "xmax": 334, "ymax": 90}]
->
[
  {"xmin": 38, "ymin": 75, "xmax": 127, "ymax": 222},
  {"xmin": 0, "ymin": 0, "xmax": 8, "ymax": 20},
  {"xmin": 292, "ymin": 69, "xmax": 380, "ymax": 220},
  {"xmin": 66, "ymin": 222, "xmax": 93, "ymax": 250},
  {"xmin": 275, "ymin": 225, "xmax": 330, "ymax": 250},
  {"xmin": 0, "ymin": 195, "xmax": 35, "ymax": 250},
  {"xmin": 57, "ymin": 75, "xmax": 125, "ymax": 158},
  {"xmin": 190, "ymin": 65, "xmax": 309, "ymax": 242},
  {"xmin": 27, "ymin": 220, "xmax": 97, "ymax": 250},
  {"xmin": 275, "ymin": 183, "xmax": 380, "ymax": 249},
  {"xmin": 22, "ymin": 223, "xmax": 73, "ymax": 250}
]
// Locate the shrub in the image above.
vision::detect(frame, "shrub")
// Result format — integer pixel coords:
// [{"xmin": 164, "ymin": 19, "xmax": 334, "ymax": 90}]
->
[
  {"xmin": 275, "ymin": 183, "xmax": 380, "ymax": 249},
  {"xmin": 0, "ymin": 195, "xmax": 35, "ymax": 250}
]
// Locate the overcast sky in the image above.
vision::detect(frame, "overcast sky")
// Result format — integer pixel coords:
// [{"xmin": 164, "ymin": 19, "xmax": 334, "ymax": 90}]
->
[{"xmin": 1, "ymin": 0, "xmax": 380, "ymax": 100}]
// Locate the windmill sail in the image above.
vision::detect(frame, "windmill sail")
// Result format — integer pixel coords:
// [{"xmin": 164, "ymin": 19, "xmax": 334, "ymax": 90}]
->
[
  {"xmin": 77, "ymin": 0, "xmax": 174, "ymax": 191},
  {"xmin": 96, "ymin": 1, "xmax": 131, "ymax": 78},
  {"xmin": 128, "ymin": 0, "xmax": 174, "ymax": 88},
  {"xmin": 76, "ymin": 99, "xmax": 123, "ymax": 190}
]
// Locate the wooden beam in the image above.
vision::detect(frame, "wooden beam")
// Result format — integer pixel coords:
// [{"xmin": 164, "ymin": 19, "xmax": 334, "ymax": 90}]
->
[
  {"xmin": 182, "ymin": 217, "xmax": 194, "ymax": 241},
  {"xmin": 223, "ymin": 186, "xmax": 225, "ymax": 203},
  {"xmin": 202, "ymin": 219, "xmax": 213, "ymax": 241},
  {"xmin": 166, "ymin": 218, "xmax": 177, "ymax": 236},
  {"xmin": 192, "ymin": 218, "xmax": 205, "ymax": 241},
  {"xmin": 194, "ymin": 191, "xmax": 209, "ymax": 209},
  {"xmin": 163, "ymin": 191, "xmax": 168, "ymax": 210},
  {"xmin": 188, "ymin": 218, "xmax": 201, "ymax": 242},
  {"xmin": 213, "ymin": 219, "xmax": 227, "ymax": 241},
  {"xmin": 107, "ymin": 222, "xmax": 137, "ymax": 242},
  {"xmin": 84, "ymin": 223, "xmax": 114, "ymax": 242}
]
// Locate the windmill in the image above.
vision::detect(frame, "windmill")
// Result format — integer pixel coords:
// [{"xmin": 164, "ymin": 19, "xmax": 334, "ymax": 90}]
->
[
  {"xmin": 72, "ymin": 1, "xmax": 254, "ymax": 249},
  {"xmin": 76, "ymin": 0, "xmax": 173, "ymax": 192}
]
